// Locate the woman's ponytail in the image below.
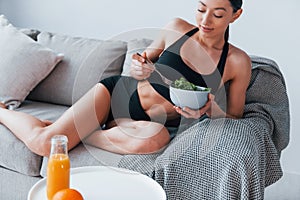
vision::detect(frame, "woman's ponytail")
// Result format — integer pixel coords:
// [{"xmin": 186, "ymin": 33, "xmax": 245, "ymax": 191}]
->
[
  {"xmin": 224, "ymin": 26, "xmax": 229, "ymax": 42},
  {"xmin": 225, "ymin": 0, "xmax": 242, "ymax": 42}
]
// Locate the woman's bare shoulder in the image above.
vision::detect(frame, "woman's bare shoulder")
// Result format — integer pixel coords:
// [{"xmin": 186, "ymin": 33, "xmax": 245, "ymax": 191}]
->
[
  {"xmin": 160, "ymin": 18, "xmax": 197, "ymax": 46},
  {"xmin": 228, "ymin": 44, "xmax": 251, "ymax": 71},
  {"xmin": 164, "ymin": 18, "xmax": 196, "ymax": 35},
  {"xmin": 224, "ymin": 44, "xmax": 252, "ymax": 84}
]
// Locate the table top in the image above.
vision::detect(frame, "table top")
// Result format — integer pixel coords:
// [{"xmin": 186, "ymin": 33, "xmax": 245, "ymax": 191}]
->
[{"xmin": 28, "ymin": 166, "xmax": 166, "ymax": 200}]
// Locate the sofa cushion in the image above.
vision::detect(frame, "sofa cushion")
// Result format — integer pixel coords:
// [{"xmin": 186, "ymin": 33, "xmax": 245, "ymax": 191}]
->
[
  {"xmin": 19, "ymin": 28, "xmax": 41, "ymax": 41},
  {"xmin": 0, "ymin": 100, "xmax": 68, "ymax": 176},
  {"xmin": 0, "ymin": 15, "xmax": 63, "ymax": 109},
  {"xmin": 27, "ymin": 32, "xmax": 127, "ymax": 106},
  {"xmin": 121, "ymin": 38, "xmax": 153, "ymax": 76},
  {"xmin": 0, "ymin": 14, "xmax": 9, "ymax": 26}
]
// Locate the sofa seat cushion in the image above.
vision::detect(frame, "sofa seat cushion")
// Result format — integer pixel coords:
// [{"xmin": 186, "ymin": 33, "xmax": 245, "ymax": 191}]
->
[
  {"xmin": 0, "ymin": 100, "xmax": 68, "ymax": 176},
  {"xmin": 27, "ymin": 32, "xmax": 127, "ymax": 106}
]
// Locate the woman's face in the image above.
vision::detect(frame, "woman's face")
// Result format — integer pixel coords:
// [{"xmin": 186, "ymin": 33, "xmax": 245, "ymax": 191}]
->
[{"xmin": 195, "ymin": 0, "xmax": 240, "ymax": 39}]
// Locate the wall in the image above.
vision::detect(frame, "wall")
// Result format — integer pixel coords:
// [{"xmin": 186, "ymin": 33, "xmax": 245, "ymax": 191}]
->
[
  {"xmin": 1, "ymin": 0, "xmax": 299, "ymax": 179},
  {"xmin": 0, "ymin": 0, "xmax": 195, "ymax": 39}
]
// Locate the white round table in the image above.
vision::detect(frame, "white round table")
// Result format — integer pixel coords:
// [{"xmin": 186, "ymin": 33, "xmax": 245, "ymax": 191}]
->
[{"xmin": 28, "ymin": 166, "xmax": 166, "ymax": 200}]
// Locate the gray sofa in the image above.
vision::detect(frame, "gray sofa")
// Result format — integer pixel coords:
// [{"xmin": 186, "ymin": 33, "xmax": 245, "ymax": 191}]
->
[{"xmin": 0, "ymin": 21, "xmax": 290, "ymax": 200}]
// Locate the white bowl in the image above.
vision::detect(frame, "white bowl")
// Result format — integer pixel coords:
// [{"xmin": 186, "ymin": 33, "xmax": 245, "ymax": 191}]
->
[{"xmin": 169, "ymin": 85, "xmax": 210, "ymax": 109}]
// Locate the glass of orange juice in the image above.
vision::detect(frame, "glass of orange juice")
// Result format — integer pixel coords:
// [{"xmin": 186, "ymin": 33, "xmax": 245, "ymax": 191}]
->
[{"xmin": 47, "ymin": 135, "xmax": 70, "ymax": 200}]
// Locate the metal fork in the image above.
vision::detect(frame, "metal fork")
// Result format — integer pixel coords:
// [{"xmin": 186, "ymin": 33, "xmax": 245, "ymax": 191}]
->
[{"xmin": 137, "ymin": 53, "xmax": 173, "ymax": 85}]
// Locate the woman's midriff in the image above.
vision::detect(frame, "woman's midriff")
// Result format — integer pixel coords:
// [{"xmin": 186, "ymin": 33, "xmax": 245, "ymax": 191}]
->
[{"xmin": 137, "ymin": 80, "xmax": 180, "ymax": 120}]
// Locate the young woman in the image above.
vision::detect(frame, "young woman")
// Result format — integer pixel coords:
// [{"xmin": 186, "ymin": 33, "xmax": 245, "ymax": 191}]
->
[{"xmin": 0, "ymin": 0, "xmax": 251, "ymax": 156}]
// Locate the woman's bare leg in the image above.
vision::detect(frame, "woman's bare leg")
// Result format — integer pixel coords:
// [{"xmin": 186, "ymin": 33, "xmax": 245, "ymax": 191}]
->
[
  {"xmin": 84, "ymin": 118, "xmax": 170, "ymax": 154},
  {"xmin": 0, "ymin": 83, "xmax": 111, "ymax": 156}
]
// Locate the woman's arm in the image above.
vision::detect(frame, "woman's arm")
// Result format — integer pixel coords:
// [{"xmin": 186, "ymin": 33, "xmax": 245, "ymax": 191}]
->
[
  {"xmin": 130, "ymin": 18, "xmax": 193, "ymax": 80},
  {"xmin": 175, "ymin": 50, "xmax": 252, "ymax": 119},
  {"xmin": 224, "ymin": 53, "xmax": 252, "ymax": 118},
  {"xmin": 144, "ymin": 17, "xmax": 193, "ymax": 63},
  {"xmin": 129, "ymin": 29, "xmax": 166, "ymax": 80}
]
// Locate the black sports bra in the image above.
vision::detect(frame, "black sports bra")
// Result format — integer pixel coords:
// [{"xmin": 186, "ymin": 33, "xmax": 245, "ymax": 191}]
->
[{"xmin": 148, "ymin": 27, "xmax": 229, "ymax": 102}]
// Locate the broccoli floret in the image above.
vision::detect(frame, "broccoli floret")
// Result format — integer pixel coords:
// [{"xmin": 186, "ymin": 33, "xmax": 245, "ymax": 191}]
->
[{"xmin": 173, "ymin": 77, "xmax": 197, "ymax": 91}]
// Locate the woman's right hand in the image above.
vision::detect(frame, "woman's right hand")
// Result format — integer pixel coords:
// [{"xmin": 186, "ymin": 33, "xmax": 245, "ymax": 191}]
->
[
  {"xmin": 130, "ymin": 52, "xmax": 155, "ymax": 80},
  {"xmin": 174, "ymin": 93, "xmax": 216, "ymax": 119}
]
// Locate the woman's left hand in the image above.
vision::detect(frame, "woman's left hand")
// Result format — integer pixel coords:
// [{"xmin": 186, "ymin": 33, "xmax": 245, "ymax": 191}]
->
[{"xmin": 174, "ymin": 93, "xmax": 215, "ymax": 119}]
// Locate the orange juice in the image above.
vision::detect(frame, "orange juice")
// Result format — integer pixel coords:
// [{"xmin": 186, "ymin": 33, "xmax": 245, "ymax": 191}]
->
[{"xmin": 47, "ymin": 153, "xmax": 70, "ymax": 200}]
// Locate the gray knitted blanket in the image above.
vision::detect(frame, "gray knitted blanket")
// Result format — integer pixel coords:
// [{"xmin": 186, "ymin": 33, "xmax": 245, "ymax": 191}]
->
[{"xmin": 118, "ymin": 56, "xmax": 290, "ymax": 200}]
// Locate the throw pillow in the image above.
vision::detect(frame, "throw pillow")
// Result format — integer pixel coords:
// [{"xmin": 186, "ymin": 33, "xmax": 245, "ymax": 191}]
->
[
  {"xmin": 27, "ymin": 32, "xmax": 127, "ymax": 106},
  {"xmin": 121, "ymin": 38, "xmax": 153, "ymax": 76},
  {"xmin": 0, "ymin": 15, "xmax": 63, "ymax": 109},
  {"xmin": 0, "ymin": 14, "xmax": 9, "ymax": 26}
]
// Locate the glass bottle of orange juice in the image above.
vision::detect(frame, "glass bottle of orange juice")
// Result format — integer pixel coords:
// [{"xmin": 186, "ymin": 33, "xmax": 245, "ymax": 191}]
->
[{"xmin": 47, "ymin": 135, "xmax": 70, "ymax": 200}]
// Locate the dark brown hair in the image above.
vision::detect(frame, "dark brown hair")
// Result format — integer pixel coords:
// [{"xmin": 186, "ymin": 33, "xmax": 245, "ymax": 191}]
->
[{"xmin": 224, "ymin": 0, "xmax": 243, "ymax": 41}]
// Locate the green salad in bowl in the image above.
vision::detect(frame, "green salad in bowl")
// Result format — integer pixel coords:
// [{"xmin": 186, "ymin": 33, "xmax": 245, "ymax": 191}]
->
[
  {"xmin": 172, "ymin": 77, "xmax": 210, "ymax": 91},
  {"xmin": 170, "ymin": 77, "xmax": 211, "ymax": 109}
]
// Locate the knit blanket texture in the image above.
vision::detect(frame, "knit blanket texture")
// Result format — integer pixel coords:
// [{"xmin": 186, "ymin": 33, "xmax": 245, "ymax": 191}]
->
[{"xmin": 118, "ymin": 56, "xmax": 290, "ymax": 200}]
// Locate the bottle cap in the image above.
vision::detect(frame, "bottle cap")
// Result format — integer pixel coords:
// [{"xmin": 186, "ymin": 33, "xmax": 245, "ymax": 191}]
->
[{"xmin": 51, "ymin": 135, "xmax": 68, "ymax": 143}]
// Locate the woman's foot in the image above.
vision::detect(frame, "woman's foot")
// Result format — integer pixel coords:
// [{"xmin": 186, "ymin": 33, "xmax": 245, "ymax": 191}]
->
[{"xmin": 0, "ymin": 102, "xmax": 7, "ymax": 109}]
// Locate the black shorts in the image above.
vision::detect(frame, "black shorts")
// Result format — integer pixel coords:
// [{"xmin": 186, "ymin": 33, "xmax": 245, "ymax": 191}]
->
[
  {"xmin": 100, "ymin": 75, "xmax": 150, "ymax": 125},
  {"xmin": 99, "ymin": 75, "xmax": 181, "ymax": 128}
]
